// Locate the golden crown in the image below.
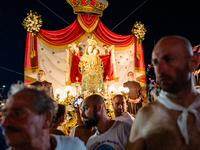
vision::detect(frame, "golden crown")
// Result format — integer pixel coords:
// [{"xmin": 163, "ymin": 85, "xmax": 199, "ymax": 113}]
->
[
  {"xmin": 87, "ymin": 36, "xmax": 97, "ymax": 46},
  {"xmin": 66, "ymin": 0, "xmax": 109, "ymax": 17}
]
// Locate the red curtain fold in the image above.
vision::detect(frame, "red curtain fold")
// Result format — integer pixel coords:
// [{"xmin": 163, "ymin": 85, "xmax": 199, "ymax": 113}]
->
[
  {"xmin": 38, "ymin": 15, "xmax": 133, "ymax": 47},
  {"xmin": 24, "ymin": 32, "xmax": 38, "ymax": 73},
  {"xmin": 133, "ymin": 38, "xmax": 145, "ymax": 70},
  {"xmin": 93, "ymin": 20, "xmax": 133, "ymax": 46},
  {"xmin": 138, "ymin": 42, "xmax": 145, "ymax": 70},
  {"xmin": 71, "ymin": 54, "xmax": 83, "ymax": 83},
  {"xmin": 79, "ymin": 14, "xmax": 98, "ymax": 27},
  {"xmin": 38, "ymin": 20, "xmax": 85, "ymax": 46},
  {"xmin": 100, "ymin": 54, "xmax": 114, "ymax": 81}
]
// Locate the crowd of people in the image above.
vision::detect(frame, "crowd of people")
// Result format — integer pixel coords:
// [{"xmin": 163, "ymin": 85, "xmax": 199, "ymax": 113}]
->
[{"xmin": 0, "ymin": 35, "xmax": 200, "ymax": 149}]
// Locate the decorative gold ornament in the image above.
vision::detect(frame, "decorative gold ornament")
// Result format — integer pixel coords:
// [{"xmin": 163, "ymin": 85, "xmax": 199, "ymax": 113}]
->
[
  {"xmin": 87, "ymin": 36, "xmax": 97, "ymax": 46},
  {"xmin": 66, "ymin": 0, "xmax": 109, "ymax": 17}
]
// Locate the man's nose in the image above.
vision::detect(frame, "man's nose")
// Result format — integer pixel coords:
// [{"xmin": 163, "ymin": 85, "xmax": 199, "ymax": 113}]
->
[
  {"xmin": 119, "ymin": 104, "xmax": 123, "ymax": 109},
  {"xmin": 1, "ymin": 115, "xmax": 12, "ymax": 128},
  {"xmin": 80, "ymin": 110, "xmax": 85, "ymax": 117}
]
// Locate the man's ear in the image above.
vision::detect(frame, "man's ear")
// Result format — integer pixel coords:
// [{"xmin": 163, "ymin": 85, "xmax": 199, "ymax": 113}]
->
[
  {"xmin": 190, "ymin": 53, "xmax": 200, "ymax": 72},
  {"xmin": 43, "ymin": 110, "xmax": 53, "ymax": 129},
  {"xmin": 96, "ymin": 103, "xmax": 102, "ymax": 113}
]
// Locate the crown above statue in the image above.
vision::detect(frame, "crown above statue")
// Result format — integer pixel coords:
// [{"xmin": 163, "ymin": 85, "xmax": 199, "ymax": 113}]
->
[
  {"xmin": 66, "ymin": 0, "xmax": 109, "ymax": 17},
  {"xmin": 87, "ymin": 36, "xmax": 97, "ymax": 46}
]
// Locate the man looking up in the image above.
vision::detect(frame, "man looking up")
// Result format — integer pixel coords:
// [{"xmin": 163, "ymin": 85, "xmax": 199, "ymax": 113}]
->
[
  {"xmin": 81, "ymin": 94, "xmax": 131, "ymax": 150},
  {"xmin": 126, "ymin": 36, "xmax": 200, "ymax": 150},
  {"xmin": 31, "ymin": 70, "xmax": 54, "ymax": 98},
  {"xmin": 112, "ymin": 94, "xmax": 134, "ymax": 125},
  {"xmin": 2, "ymin": 83, "xmax": 86, "ymax": 150}
]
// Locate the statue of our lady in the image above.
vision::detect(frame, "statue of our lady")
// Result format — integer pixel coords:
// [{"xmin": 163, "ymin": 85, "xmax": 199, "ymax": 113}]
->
[{"xmin": 78, "ymin": 37, "xmax": 105, "ymax": 93}]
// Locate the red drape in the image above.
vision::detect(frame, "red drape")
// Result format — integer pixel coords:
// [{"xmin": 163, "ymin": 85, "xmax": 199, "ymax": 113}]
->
[
  {"xmin": 24, "ymin": 32, "xmax": 38, "ymax": 74},
  {"xmin": 38, "ymin": 15, "xmax": 133, "ymax": 48},
  {"xmin": 93, "ymin": 20, "xmax": 133, "ymax": 47},
  {"xmin": 38, "ymin": 20, "xmax": 85, "ymax": 46}
]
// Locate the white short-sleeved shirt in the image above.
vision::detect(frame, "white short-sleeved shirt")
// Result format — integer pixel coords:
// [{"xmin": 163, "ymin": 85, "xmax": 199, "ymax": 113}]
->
[{"xmin": 86, "ymin": 121, "xmax": 131, "ymax": 150}]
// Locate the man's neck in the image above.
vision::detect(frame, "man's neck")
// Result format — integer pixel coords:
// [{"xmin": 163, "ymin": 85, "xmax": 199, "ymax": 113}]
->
[
  {"xmin": 38, "ymin": 80, "xmax": 45, "ymax": 82},
  {"xmin": 166, "ymin": 86, "xmax": 197, "ymax": 108},
  {"xmin": 15, "ymin": 134, "xmax": 53, "ymax": 150},
  {"xmin": 96, "ymin": 118, "xmax": 115, "ymax": 135},
  {"xmin": 115, "ymin": 111, "xmax": 126, "ymax": 117},
  {"xmin": 128, "ymin": 79, "xmax": 134, "ymax": 82}
]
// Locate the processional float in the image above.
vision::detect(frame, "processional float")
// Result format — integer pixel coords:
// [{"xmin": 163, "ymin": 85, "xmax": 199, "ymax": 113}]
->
[{"xmin": 23, "ymin": 0, "xmax": 147, "ymax": 135}]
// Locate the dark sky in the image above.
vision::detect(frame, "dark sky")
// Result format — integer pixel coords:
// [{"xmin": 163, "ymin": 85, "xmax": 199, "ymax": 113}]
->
[{"xmin": 1, "ymin": 0, "xmax": 200, "ymax": 92}]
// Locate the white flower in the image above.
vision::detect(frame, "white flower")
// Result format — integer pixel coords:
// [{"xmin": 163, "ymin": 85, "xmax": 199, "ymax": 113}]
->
[{"xmin": 22, "ymin": 10, "xmax": 42, "ymax": 34}]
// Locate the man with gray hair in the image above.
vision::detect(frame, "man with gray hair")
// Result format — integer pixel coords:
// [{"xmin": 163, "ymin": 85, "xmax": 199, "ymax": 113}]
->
[{"xmin": 2, "ymin": 83, "xmax": 86, "ymax": 150}]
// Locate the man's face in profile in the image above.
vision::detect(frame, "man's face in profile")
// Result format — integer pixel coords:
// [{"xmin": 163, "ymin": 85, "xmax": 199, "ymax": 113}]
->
[
  {"xmin": 81, "ymin": 99, "xmax": 99, "ymax": 129},
  {"xmin": 2, "ymin": 91, "xmax": 44, "ymax": 147}
]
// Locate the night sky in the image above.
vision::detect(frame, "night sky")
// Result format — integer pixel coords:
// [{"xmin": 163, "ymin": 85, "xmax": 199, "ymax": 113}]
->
[{"xmin": 1, "ymin": 0, "xmax": 200, "ymax": 94}]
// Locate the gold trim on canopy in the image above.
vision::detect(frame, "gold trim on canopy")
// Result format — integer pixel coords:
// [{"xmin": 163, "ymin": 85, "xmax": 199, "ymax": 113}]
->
[
  {"xmin": 92, "ymin": 35, "xmax": 134, "ymax": 51},
  {"xmin": 65, "ymin": 49, "xmax": 73, "ymax": 85},
  {"xmin": 77, "ymin": 14, "xmax": 99, "ymax": 33},
  {"xmin": 24, "ymin": 75, "xmax": 37, "ymax": 84},
  {"xmin": 110, "ymin": 46, "xmax": 119, "ymax": 82},
  {"xmin": 24, "ymin": 66, "xmax": 39, "ymax": 74},
  {"xmin": 135, "ymin": 67, "xmax": 145, "ymax": 74},
  {"xmin": 136, "ymin": 74, "xmax": 146, "ymax": 88}
]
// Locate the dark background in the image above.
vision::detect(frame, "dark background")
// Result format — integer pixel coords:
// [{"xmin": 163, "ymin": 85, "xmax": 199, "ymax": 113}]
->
[{"xmin": 1, "ymin": 0, "xmax": 200, "ymax": 96}]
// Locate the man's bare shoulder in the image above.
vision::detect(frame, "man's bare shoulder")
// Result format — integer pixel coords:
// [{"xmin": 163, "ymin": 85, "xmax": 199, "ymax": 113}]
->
[
  {"xmin": 136, "ymin": 100, "xmax": 166, "ymax": 120},
  {"xmin": 129, "ymin": 101, "xmax": 171, "ymax": 140},
  {"xmin": 75, "ymin": 125, "xmax": 95, "ymax": 136}
]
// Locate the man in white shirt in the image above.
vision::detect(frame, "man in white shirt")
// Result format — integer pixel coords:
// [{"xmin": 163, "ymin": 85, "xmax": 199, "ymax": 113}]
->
[
  {"xmin": 2, "ymin": 83, "xmax": 86, "ymax": 150},
  {"xmin": 112, "ymin": 94, "xmax": 134, "ymax": 125},
  {"xmin": 81, "ymin": 94, "xmax": 131, "ymax": 150}
]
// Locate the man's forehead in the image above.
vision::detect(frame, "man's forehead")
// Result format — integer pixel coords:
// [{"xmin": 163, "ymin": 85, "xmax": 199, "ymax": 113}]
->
[
  {"xmin": 38, "ymin": 71, "xmax": 45, "ymax": 75},
  {"xmin": 152, "ymin": 44, "xmax": 180, "ymax": 60},
  {"xmin": 7, "ymin": 91, "xmax": 33, "ymax": 107},
  {"xmin": 113, "ymin": 97, "xmax": 125, "ymax": 103}
]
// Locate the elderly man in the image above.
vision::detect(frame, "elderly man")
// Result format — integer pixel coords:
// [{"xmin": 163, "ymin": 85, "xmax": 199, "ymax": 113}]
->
[
  {"xmin": 81, "ymin": 94, "xmax": 131, "ymax": 150},
  {"xmin": 31, "ymin": 70, "xmax": 54, "ymax": 98},
  {"xmin": 112, "ymin": 94, "xmax": 135, "ymax": 125},
  {"xmin": 2, "ymin": 84, "xmax": 86, "ymax": 150},
  {"xmin": 123, "ymin": 71, "xmax": 145, "ymax": 116},
  {"xmin": 126, "ymin": 36, "xmax": 200, "ymax": 150}
]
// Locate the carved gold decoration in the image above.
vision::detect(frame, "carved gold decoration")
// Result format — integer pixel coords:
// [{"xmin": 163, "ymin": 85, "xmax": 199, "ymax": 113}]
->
[{"xmin": 66, "ymin": 0, "xmax": 109, "ymax": 17}]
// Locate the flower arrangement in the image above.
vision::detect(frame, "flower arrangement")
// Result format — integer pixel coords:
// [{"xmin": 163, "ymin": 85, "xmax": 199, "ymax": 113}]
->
[
  {"xmin": 22, "ymin": 10, "xmax": 42, "ymax": 36},
  {"xmin": 131, "ymin": 21, "xmax": 147, "ymax": 43}
]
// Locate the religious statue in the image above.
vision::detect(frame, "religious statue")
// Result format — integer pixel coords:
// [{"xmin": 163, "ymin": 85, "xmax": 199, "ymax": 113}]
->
[
  {"xmin": 68, "ymin": 42, "xmax": 84, "ymax": 55},
  {"xmin": 103, "ymin": 44, "xmax": 114, "ymax": 55},
  {"xmin": 78, "ymin": 37, "xmax": 105, "ymax": 93}
]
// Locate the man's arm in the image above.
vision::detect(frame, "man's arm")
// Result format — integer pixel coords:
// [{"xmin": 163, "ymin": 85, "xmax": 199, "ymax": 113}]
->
[
  {"xmin": 49, "ymin": 83, "xmax": 54, "ymax": 99},
  {"xmin": 125, "ymin": 105, "xmax": 151, "ymax": 150},
  {"xmin": 138, "ymin": 84, "xmax": 145, "ymax": 99}
]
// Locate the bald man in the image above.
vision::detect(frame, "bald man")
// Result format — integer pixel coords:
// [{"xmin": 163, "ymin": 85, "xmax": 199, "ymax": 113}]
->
[
  {"xmin": 81, "ymin": 94, "xmax": 131, "ymax": 150},
  {"xmin": 126, "ymin": 36, "xmax": 200, "ymax": 150}
]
